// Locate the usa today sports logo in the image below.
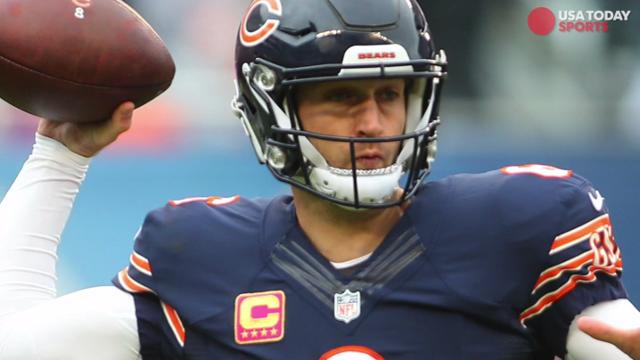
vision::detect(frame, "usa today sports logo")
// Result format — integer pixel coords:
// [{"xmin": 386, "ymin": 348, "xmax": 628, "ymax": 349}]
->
[{"xmin": 528, "ymin": 7, "xmax": 632, "ymax": 35}]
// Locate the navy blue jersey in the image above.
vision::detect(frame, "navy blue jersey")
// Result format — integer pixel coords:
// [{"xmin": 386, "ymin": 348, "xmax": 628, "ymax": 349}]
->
[{"xmin": 113, "ymin": 165, "xmax": 626, "ymax": 359}]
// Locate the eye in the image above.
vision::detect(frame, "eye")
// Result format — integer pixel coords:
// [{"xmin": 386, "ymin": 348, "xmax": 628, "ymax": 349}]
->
[
  {"xmin": 377, "ymin": 88, "xmax": 401, "ymax": 102},
  {"xmin": 324, "ymin": 88, "xmax": 358, "ymax": 103}
]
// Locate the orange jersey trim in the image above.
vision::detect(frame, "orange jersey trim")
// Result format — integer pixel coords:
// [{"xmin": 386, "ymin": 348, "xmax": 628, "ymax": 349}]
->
[
  {"xmin": 169, "ymin": 197, "xmax": 210, "ymax": 207},
  {"xmin": 520, "ymin": 265, "xmax": 619, "ymax": 323},
  {"xmin": 169, "ymin": 195, "xmax": 241, "ymax": 207},
  {"xmin": 531, "ymin": 251, "xmax": 594, "ymax": 294},
  {"xmin": 117, "ymin": 267, "xmax": 153, "ymax": 294},
  {"xmin": 207, "ymin": 195, "xmax": 241, "ymax": 206},
  {"xmin": 500, "ymin": 164, "xmax": 573, "ymax": 179},
  {"xmin": 550, "ymin": 214, "xmax": 611, "ymax": 255},
  {"xmin": 130, "ymin": 251, "xmax": 152, "ymax": 276},
  {"xmin": 161, "ymin": 302, "xmax": 186, "ymax": 347}
]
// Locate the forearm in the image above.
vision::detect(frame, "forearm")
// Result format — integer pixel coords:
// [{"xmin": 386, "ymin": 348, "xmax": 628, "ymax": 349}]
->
[
  {"xmin": 0, "ymin": 134, "xmax": 90, "ymax": 315},
  {"xmin": 0, "ymin": 138, "xmax": 142, "ymax": 358}
]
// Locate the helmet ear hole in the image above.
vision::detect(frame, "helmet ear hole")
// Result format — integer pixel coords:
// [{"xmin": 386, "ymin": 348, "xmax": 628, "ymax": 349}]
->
[
  {"xmin": 266, "ymin": 145, "xmax": 287, "ymax": 170},
  {"xmin": 252, "ymin": 65, "xmax": 278, "ymax": 92}
]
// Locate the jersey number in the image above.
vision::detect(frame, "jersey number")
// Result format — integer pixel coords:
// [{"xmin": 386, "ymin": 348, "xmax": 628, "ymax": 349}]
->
[
  {"xmin": 320, "ymin": 345, "xmax": 384, "ymax": 360},
  {"xmin": 501, "ymin": 164, "xmax": 572, "ymax": 179}
]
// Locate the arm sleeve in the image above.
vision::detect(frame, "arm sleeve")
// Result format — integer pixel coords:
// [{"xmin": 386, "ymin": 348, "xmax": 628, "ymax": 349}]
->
[
  {"xmin": 0, "ymin": 286, "xmax": 140, "ymax": 360},
  {"xmin": 521, "ymin": 176, "xmax": 627, "ymax": 355},
  {"xmin": 0, "ymin": 135, "xmax": 141, "ymax": 359},
  {"xmin": 0, "ymin": 134, "xmax": 90, "ymax": 314}
]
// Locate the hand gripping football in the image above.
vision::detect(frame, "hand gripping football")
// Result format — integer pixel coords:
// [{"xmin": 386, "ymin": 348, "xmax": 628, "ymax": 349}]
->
[{"xmin": 0, "ymin": 0, "xmax": 175, "ymax": 123}]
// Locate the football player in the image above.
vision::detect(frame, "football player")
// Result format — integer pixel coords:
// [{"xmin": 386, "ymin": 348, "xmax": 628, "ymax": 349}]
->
[{"xmin": 1, "ymin": 0, "xmax": 640, "ymax": 358}]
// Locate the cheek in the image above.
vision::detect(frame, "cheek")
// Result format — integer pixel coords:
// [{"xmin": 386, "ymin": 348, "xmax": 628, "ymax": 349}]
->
[
  {"xmin": 303, "ymin": 114, "xmax": 352, "ymax": 137},
  {"xmin": 382, "ymin": 104, "xmax": 406, "ymax": 155},
  {"xmin": 308, "ymin": 139, "xmax": 351, "ymax": 168},
  {"xmin": 385, "ymin": 105, "xmax": 407, "ymax": 135},
  {"xmin": 298, "ymin": 106, "xmax": 339, "ymax": 134}
]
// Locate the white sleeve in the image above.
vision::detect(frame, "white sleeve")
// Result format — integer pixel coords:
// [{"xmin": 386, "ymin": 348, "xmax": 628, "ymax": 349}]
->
[
  {"xmin": 0, "ymin": 286, "xmax": 140, "ymax": 360},
  {"xmin": 0, "ymin": 134, "xmax": 90, "ymax": 313},
  {"xmin": 0, "ymin": 134, "xmax": 141, "ymax": 359},
  {"xmin": 566, "ymin": 299, "xmax": 640, "ymax": 360}
]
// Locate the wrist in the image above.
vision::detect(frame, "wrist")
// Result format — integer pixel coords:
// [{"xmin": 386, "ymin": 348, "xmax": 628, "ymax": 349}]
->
[{"xmin": 34, "ymin": 133, "xmax": 92, "ymax": 168}]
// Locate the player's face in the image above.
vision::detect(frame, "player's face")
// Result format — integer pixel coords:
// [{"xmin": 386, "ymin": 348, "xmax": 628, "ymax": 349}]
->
[{"xmin": 296, "ymin": 78, "xmax": 406, "ymax": 170}]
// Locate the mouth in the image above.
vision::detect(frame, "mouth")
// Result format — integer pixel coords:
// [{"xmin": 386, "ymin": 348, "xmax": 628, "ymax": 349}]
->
[{"xmin": 355, "ymin": 153, "xmax": 385, "ymax": 169}]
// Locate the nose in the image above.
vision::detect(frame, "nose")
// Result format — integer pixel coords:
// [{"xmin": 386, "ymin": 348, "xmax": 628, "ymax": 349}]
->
[{"xmin": 353, "ymin": 97, "xmax": 384, "ymax": 138}]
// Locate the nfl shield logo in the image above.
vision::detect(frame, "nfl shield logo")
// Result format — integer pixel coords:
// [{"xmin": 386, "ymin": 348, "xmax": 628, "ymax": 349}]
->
[{"xmin": 334, "ymin": 289, "xmax": 361, "ymax": 324}]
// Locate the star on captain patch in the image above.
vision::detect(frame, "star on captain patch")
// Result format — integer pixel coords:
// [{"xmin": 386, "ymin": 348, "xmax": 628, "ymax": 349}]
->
[{"xmin": 334, "ymin": 289, "xmax": 361, "ymax": 324}]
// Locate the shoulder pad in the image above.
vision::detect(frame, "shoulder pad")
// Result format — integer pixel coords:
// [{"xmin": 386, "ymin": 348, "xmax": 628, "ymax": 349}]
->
[{"xmin": 113, "ymin": 196, "xmax": 277, "ymax": 323}]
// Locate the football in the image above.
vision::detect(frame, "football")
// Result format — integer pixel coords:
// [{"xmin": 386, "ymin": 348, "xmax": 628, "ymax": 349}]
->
[{"xmin": 0, "ymin": 0, "xmax": 175, "ymax": 123}]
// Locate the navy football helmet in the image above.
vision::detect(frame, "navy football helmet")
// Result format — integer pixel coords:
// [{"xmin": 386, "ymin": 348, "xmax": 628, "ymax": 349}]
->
[{"xmin": 232, "ymin": 0, "xmax": 447, "ymax": 209}]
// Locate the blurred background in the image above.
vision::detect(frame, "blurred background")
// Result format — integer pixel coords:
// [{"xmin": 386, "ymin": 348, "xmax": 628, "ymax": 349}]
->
[{"xmin": 0, "ymin": 0, "xmax": 639, "ymax": 304}]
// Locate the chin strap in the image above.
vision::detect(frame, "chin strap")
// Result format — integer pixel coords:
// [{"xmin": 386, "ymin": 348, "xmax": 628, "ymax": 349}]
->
[{"xmin": 309, "ymin": 165, "xmax": 403, "ymax": 206}]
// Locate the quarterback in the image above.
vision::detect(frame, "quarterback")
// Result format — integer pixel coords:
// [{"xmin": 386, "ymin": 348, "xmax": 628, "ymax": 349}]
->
[{"xmin": 1, "ymin": 0, "xmax": 640, "ymax": 358}]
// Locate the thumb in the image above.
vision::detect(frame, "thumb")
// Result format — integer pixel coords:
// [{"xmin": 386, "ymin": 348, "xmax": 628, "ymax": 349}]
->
[
  {"xmin": 578, "ymin": 317, "xmax": 638, "ymax": 356},
  {"xmin": 579, "ymin": 317, "xmax": 626, "ymax": 344},
  {"xmin": 113, "ymin": 102, "xmax": 135, "ymax": 135}
]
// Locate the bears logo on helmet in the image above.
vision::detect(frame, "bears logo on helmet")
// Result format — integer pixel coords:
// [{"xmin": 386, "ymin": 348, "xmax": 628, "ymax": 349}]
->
[{"xmin": 240, "ymin": 0, "xmax": 282, "ymax": 47}]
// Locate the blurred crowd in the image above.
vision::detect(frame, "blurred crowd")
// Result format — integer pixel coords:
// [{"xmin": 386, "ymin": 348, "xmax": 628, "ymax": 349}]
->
[{"xmin": 1, "ymin": 0, "xmax": 638, "ymax": 152}]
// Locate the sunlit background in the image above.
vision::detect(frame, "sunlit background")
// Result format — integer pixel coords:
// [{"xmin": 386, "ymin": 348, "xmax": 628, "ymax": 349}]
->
[{"xmin": 1, "ymin": 0, "xmax": 639, "ymax": 304}]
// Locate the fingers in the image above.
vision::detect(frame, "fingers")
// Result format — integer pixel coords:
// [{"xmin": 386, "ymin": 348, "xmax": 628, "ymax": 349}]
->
[
  {"xmin": 90, "ymin": 101, "xmax": 135, "ymax": 138},
  {"xmin": 578, "ymin": 317, "xmax": 624, "ymax": 343},
  {"xmin": 85, "ymin": 101, "xmax": 135, "ymax": 155},
  {"xmin": 578, "ymin": 317, "xmax": 640, "ymax": 358},
  {"xmin": 111, "ymin": 102, "xmax": 135, "ymax": 135},
  {"xmin": 36, "ymin": 118, "xmax": 59, "ymax": 139},
  {"xmin": 31, "ymin": 102, "xmax": 137, "ymax": 157}
]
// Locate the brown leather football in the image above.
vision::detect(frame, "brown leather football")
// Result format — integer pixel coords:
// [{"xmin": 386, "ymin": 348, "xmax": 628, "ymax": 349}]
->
[{"xmin": 0, "ymin": 0, "xmax": 175, "ymax": 123}]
